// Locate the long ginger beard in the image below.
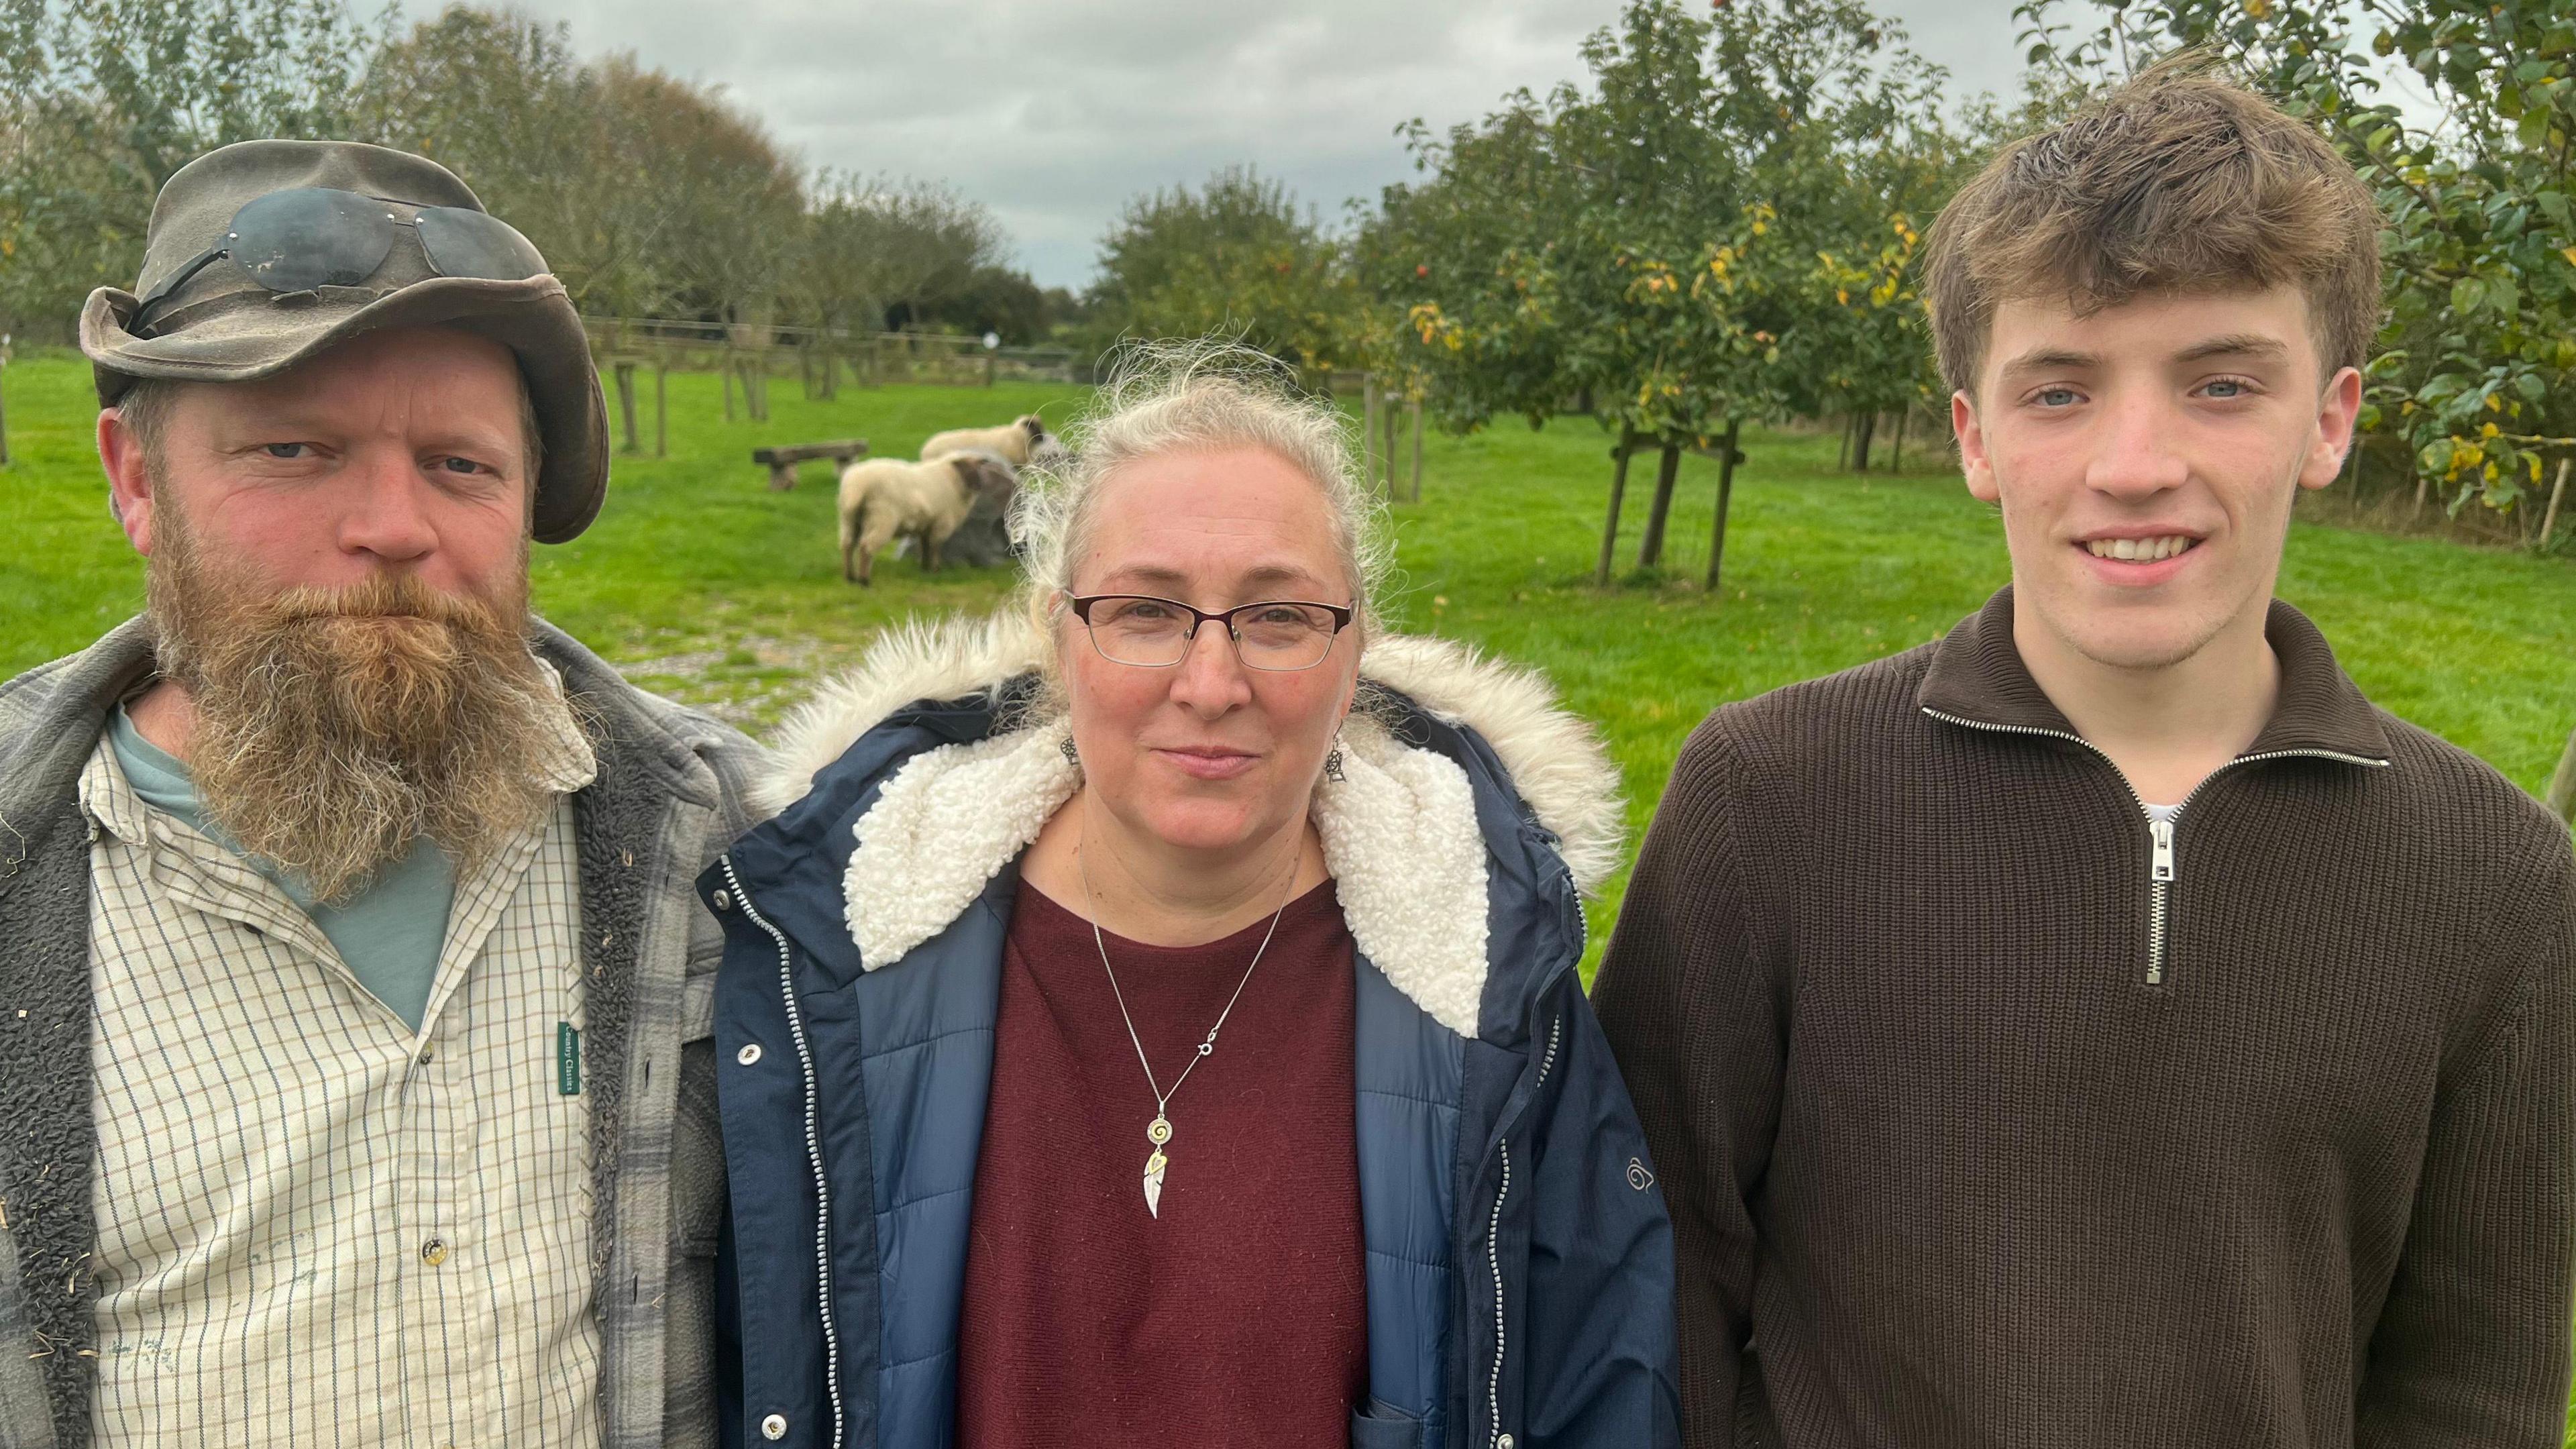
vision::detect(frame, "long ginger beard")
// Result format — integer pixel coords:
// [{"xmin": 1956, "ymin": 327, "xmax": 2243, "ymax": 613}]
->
[{"xmin": 145, "ymin": 504, "xmax": 569, "ymax": 904}]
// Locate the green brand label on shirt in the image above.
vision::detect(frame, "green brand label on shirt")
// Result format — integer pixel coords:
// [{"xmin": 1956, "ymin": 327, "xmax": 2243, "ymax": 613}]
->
[{"xmin": 558, "ymin": 1022, "xmax": 581, "ymax": 1096}]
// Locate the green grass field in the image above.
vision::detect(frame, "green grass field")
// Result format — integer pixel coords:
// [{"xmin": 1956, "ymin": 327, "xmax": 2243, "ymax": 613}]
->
[{"xmin": 6, "ymin": 350, "xmax": 2573, "ymax": 972}]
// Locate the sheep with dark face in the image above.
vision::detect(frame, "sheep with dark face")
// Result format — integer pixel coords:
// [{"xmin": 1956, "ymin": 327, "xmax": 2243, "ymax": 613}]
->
[
  {"xmin": 837, "ymin": 450, "xmax": 1018, "ymax": 585},
  {"xmin": 920, "ymin": 414, "xmax": 1051, "ymax": 467}
]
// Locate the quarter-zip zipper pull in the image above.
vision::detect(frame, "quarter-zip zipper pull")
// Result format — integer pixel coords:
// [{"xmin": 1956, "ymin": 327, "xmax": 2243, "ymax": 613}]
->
[{"xmin": 2149, "ymin": 818, "xmax": 2176, "ymax": 883}]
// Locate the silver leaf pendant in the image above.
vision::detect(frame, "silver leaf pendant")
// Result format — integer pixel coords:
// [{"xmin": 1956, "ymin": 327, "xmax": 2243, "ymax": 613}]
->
[{"xmin": 1142, "ymin": 1146, "xmax": 1167, "ymax": 1218}]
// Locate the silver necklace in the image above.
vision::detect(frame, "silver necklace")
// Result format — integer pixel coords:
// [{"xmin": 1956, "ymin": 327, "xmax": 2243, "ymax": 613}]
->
[{"xmin": 1078, "ymin": 818, "xmax": 1300, "ymax": 1220}]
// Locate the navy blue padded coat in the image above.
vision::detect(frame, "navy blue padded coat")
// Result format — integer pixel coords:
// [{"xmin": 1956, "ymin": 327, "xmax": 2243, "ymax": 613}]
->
[{"xmin": 700, "ymin": 616, "xmax": 1679, "ymax": 1449}]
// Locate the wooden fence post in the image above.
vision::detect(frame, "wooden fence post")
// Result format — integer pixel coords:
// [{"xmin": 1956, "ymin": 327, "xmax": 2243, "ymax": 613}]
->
[
  {"xmin": 723, "ymin": 354, "xmax": 737, "ymax": 421},
  {"xmin": 1707, "ymin": 419, "xmax": 1743, "ymax": 592},
  {"xmin": 654, "ymin": 362, "xmax": 668, "ymax": 458},
  {"xmin": 613, "ymin": 362, "xmax": 639, "ymax": 453},
  {"xmin": 1637, "ymin": 441, "xmax": 1682, "ymax": 568},
  {"xmin": 2548, "ymin": 725, "xmax": 2576, "ymax": 825},
  {"xmin": 0, "ymin": 347, "xmax": 11, "ymax": 468},
  {"xmin": 1597, "ymin": 433, "xmax": 1638, "ymax": 585}
]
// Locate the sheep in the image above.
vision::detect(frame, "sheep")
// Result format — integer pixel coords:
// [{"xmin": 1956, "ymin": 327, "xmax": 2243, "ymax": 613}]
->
[
  {"xmin": 837, "ymin": 450, "xmax": 1018, "ymax": 586},
  {"xmin": 920, "ymin": 414, "xmax": 1052, "ymax": 467},
  {"xmin": 939, "ymin": 463, "xmax": 1024, "ymax": 568}
]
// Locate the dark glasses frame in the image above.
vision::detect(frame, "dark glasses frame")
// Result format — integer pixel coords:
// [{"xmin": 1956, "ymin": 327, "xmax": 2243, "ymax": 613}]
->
[
  {"xmin": 127, "ymin": 186, "xmax": 548, "ymax": 335},
  {"xmin": 1067, "ymin": 594, "xmax": 1357, "ymax": 672}
]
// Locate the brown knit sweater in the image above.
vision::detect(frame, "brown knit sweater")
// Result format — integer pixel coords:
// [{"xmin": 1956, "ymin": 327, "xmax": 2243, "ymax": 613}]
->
[{"xmin": 1593, "ymin": 588, "xmax": 2576, "ymax": 1449}]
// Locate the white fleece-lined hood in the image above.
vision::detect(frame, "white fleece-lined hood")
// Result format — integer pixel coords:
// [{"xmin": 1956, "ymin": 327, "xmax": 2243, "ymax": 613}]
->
[{"xmin": 753, "ymin": 610, "xmax": 1623, "ymax": 1038}]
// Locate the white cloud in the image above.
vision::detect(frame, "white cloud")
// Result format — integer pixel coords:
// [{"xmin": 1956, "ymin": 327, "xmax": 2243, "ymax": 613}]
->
[{"xmin": 397, "ymin": 0, "xmax": 2031, "ymax": 288}]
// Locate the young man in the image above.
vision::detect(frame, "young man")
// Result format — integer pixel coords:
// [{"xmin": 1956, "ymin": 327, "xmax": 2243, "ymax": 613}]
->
[
  {"xmin": 0, "ymin": 140, "xmax": 767, "ymax": 1446},
  {"xmin": 1594, "ymin": 65, "xmax": 2576, "ymax": 1448}
]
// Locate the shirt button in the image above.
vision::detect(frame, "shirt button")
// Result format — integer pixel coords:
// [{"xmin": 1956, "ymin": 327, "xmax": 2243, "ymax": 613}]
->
[
  {"xmin": 760, "ymin": 1412, "xmax": 788, "ymax": 1440},
  {"xmin": 416, "ymin": 1044, "xmax": 436, "ymax": 1067},
  {"xmin": 737, "ymin": 1043, "xmax": 763, "ymax": 1067},
  {"xmin": 420, "ymin": 1237, "xmax": 448, "ymax": 1267},
  {"xmin": 712, "ymin": 888, "xmax": 733, "ymax": 912}
]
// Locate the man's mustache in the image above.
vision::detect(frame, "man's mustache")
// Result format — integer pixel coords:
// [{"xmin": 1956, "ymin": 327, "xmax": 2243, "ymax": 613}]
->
[{"xmin": 260, "ymin": 574, "xmax": 502, "ymax": 630}]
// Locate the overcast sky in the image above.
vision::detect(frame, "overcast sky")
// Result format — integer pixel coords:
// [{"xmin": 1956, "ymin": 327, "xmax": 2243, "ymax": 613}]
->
[{"xmin": 387, "ymin": 2, "xmax": 2041, "ymax": 289}]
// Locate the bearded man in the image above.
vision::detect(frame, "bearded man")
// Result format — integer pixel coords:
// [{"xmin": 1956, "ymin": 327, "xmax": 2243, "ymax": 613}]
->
[{"xmin": 0, "ymin": 140, "xmax": 767, "ymax": 1448}]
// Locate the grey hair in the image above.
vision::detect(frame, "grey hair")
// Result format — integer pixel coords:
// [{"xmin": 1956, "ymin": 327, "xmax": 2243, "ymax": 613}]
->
[{"xmin": 1010, "ymin": 339, "xmax": 1394, "ymax": 655}]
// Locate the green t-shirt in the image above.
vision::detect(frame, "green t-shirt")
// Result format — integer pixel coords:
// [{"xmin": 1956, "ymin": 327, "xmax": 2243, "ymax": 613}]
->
[{"xmin": 107, "ymin": 706, "xmax": 455, "ymax": 1032}]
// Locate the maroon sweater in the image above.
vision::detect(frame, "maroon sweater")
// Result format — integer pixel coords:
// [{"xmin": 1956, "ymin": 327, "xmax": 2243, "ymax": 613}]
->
[
  {"xmin": 955, "ymin": 878, "xmax": 1368, "ymax": 1447},
  {"xmin": 1595, "ymin": 590, "xmax": 2576, "ymax": 1448}
]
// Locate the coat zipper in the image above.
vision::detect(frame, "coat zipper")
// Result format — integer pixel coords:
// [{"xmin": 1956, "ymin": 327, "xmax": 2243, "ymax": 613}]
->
[
  {"xmin": 1919, "ymin": 708, "xmax": 2387, "ymax": 985},
  {"xmin": 720, "ymin": 854, "xmax": 847, "ymax": 1449},
  {"xmin": 1488, "ymin": 1009, "xmax": 1564, "ymax": 1449}
]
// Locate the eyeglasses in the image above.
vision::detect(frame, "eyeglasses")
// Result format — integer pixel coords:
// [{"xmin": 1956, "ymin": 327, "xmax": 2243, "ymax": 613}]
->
[
  {"xmin": 1069, "ymin": 594, "xmax": 1355, "ymax": 672},
  {"xmin": 127, "ymin": 186, "xmax": 549, "ymax": 335}
]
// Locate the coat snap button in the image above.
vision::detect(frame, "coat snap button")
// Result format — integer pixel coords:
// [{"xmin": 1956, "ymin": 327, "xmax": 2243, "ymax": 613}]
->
[
  {"xmin": 760, "ymin": 1412, "xmax": 788, "ymax": 1440},
  {"xmin": 737, "ymin": 1043, "xmax": 763, "ymax": 1067},
  {"xmin": 712, "ymin": 888, "xmax": 733, "ymax": 911},
  {"xmin": 1497, "ymin": 1435, "xmax": 1515, "ymax": 1449}
]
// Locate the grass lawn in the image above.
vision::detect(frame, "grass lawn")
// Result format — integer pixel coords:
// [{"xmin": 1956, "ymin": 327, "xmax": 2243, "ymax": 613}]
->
[{"xmin": 6, "ymin": 350, "xmax": 2573, "ymax": 976}]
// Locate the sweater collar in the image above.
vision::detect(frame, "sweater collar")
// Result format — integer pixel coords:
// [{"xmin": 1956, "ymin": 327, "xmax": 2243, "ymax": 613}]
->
[{"xmin": 1917, "ymin": 587, "xmax": 2394, "ymax": 764}]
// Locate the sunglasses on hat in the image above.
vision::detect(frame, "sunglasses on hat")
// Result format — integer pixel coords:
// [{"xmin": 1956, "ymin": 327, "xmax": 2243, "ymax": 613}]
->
[{"xmin": 127, "ymin": 186, "xmax": 548, "ymax": 336}]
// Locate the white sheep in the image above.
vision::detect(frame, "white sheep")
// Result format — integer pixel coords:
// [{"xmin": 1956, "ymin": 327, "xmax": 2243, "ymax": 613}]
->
[
  {"xmin": 920, "ymin": 414, "xmax": 1052, "ymax": 467},
  {"xmin": 837, "ymin": 450, "xmax": 1018, "ymax": 586}
]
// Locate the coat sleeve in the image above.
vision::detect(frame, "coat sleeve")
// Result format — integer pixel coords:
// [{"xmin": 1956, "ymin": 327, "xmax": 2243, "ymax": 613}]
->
[
  {"xmin": 2355, "ymin": 832, "xmax": 2576, "ymax": 1449},
  {"xmin": 1589, "ymin": 720, "xmax": 1786, "ymax": 1446},
  {"xmin": 1517, "ymin": 978, "xmax": 1683, "ymax": 1448}
]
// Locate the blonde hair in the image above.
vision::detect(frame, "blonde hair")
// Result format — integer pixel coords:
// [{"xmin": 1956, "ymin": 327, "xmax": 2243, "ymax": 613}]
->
[{"xmin": 1011, "ymin": 339, "xmax": 1393, "ymax": 659}]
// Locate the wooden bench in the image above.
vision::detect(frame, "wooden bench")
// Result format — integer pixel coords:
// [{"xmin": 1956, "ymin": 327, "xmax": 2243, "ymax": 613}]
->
[{"xmin": 751, "ymin": 439, "xmax": 869, "ymax": 491}]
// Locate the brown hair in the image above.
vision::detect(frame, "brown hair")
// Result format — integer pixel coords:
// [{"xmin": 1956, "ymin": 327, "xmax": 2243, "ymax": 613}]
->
[{"xmin": 1919, "ymin": 58, "xmax": 2383, "ymax": 398}]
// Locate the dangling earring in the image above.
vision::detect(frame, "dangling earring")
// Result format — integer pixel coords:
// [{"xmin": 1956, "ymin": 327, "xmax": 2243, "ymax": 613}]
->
[
  {"xmin": 1324, "ymin": 745, "xmax": 1346, "ymax": 783},
  {"xmin": 1061, "ymin": 737, "xmax": 1080, "ymax": 767}
]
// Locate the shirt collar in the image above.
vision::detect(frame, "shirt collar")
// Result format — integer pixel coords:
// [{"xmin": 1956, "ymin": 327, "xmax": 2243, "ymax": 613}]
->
[{"xmin": 1916, "ymin": 586, "xmax": 2394, "ymax": 764}]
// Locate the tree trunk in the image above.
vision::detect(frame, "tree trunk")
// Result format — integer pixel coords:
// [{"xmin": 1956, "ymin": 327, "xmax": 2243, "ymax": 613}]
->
[
  {"xmin": 1597, "ymin": 433, "xmax": 1638, "ymax": 585},
  {"xmin": 614, "ymin": 362, "xmax": 639, "ymax": 453},
  {"xmin": 1362, "ymin": 382, "xmax": 1384, "ymax": 497},
  {"xmin": 1409, "ymin": 395, "xmax": 1425, "ymax": 502},
  {"xmin": 1854, "ymin": 411, "xmax": 1878, "ymax": 473},
  {"xmin": 1383, "ymin": 387, "xmax": 1401, "ymax": 495},
  {"xmin": 1638, "ymin": 442, "xmax": 1682, "ymax": 568},
  {"xmin": 2549, "ymin": 725, "xmax": 2576, "ymax": 825},
  {"xmin": 1838, "ymin": 413, "xmax": 1854, "ymax": 470},
  {"xmin": 1891, "ymin": 408, "xmax": 1908, "ymax": 472},
  {"xmin": 2539, "ymin": 458, "xmax": 2569, "ymax": 553},
  {"xmin": 1707, "ymin": 419, "xmax": 1742, "ymax": 592}
]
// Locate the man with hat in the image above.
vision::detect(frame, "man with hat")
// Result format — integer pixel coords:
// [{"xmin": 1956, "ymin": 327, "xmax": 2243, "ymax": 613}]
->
[{"xmin": 0, "ymin": 140, "xmax": 766, "ymax": 1446}]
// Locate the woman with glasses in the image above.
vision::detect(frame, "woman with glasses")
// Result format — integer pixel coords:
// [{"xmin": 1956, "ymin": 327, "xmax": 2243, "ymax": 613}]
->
[{"xmin": 702, "ymin": 343, "xmax": 1679, "ymax": 1449}]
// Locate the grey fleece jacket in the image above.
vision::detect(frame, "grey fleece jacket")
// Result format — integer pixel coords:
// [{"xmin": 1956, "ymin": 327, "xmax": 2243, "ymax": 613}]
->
[{"xmin": 0, "ymin": 616, "xmax": 771, "ymax": 1449}]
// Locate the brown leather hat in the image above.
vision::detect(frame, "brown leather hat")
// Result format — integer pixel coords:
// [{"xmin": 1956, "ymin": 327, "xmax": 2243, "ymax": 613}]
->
[{"xmin": 78, "ymin": 139, "xmax": 608, "ymax": 543}]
